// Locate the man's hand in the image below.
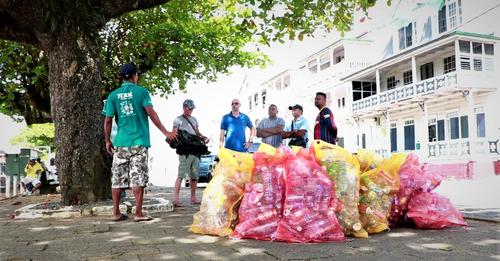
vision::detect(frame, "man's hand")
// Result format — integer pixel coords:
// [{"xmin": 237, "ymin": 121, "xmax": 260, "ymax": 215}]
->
[
  {"xmin": 244, "ymin": 142, "xmax": 252, "ymax": 149},
  {"xmin": 202, "ymin": 136, "xmax": 210, "ymax": 144},
  {"xmin": 105, "ymin": 141, "xmax": 114, "ymax": 155},
  {"xmin": 165, "ymin": 131, "xmax": 178, "ymax": 142}
]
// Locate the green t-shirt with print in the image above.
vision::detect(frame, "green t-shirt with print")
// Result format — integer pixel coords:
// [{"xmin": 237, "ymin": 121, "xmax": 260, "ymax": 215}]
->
[{"xmin": 104, "ymin": 81, "xmax": 153, "ymax": 147}]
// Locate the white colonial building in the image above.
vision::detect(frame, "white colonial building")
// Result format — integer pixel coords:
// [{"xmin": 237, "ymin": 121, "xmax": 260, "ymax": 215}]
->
[{"xmin": 241, "ymin": 0, "xmax": 499, "ymax": 168}]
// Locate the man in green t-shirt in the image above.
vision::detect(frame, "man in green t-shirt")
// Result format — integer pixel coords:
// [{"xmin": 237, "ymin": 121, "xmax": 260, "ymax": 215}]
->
[{"xmin": 104, "ymin": 63, "xmax": 176, "ymax": 222}]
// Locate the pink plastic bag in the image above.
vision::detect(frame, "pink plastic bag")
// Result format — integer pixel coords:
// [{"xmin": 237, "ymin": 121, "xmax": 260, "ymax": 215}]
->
[
  {"xmin": 275, "ymin": 150, "xmax": 344, "ymax": 243},
  {"xmin": 389, "ymin": 154, "xmax": 445, "ymax": 227},
  {"xmin": 407, "ymin": 192, "xmax": 467, "ymax": 229},
  {"xmin": 232, "ymin": 150, "xmax": 287, "ymax": 240}
]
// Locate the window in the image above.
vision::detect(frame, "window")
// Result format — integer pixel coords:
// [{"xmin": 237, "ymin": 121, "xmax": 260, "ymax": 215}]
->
[
  {"xmin": 338, "ymin": 99, "xmax": 341, "ymax": 108},
  {"xmin": 261, "ymin": 90, "xmax": 267, "ymax": 108},
  {"xmin": 275, "ymin": 77, "xmax": 282, "ymax": 90},
  {"xmin": 460, "ymin": 55, "xmax": 471, "ymax": 70},
  {"xmin": 308, "ymin": 59, "xmax": 318, "ymax": 73},
  {"xmin": 484, "ymin": 43, "xmax": 494, "ymax": 55},
  {"xmin": 403, "ymin": 70, "xmax": 413, "ymax": 85},
  {"xmin": 420, "ymin": 62, "xmax": 434, "ymax": 80},
  {"xmin": 476, "ymin": 108, "xmax": 486, "ymax": 137},
  {"xmin": 362, "ymin": 133, "xmax": 366, "ymax": 149},
  {"xmin": 248, "ymin": 96, "xmax": 252, "ymax": 110},
  {"xmin": 254, "ymin": 93, "xmax": 258, "ymax": 107},
  {"xmin": 342, "ymin": 97, "xmax": 345, "ymax": 107},
  {"xmin": 449, "ymin": 2, "xmax": 457, "ymax": 28},
  {"xmin": 437, "ymin": 119, "xmax": 445, "ymax": 141},
  {"xmin": 428, "ymin": 118, "xmax": 437, "ymax": 142},
  {"xmin": 447, "ymin": 112, "xmax": 468, "ymax": 140},
  {"xmin": 474, "ymin": 58, "xmax": 482, "ymax": 71},
  {"xmin": 283, "ymin": 74, "xmax": 291, "ymax": 88},
  {"xmin": 320, "ymin": 53, "xmax": 331, "ymax": 70},
  {"xmin": 399, "ymin": 23, "xmax": 413, "ymax": 50},
  {"xmin": 448, "ymin": 112, "xmax": 459, "ymax": 140},
  {"xmin": 438, "ymin": 5, "xmax": 447, "ymax": 33},
  {"xmin": 335, "ymin": 55, "xmax": 344, "ymax": 63},
  {"xmin": 472, "ymin": 42, "xmax": 482, "ymax": 54},
  {"xmin": 387, "ymin": 76, "xmax": 397, "ymax": 90},
  {"xmin": 460, "ymin": 115, "xmax": 469, "ymax": 139},
  {"xmin": 444, "ymin": 55, "xmax": 456, "ymax": 73},
  {"xmin": 337, "ymin": 97, "xmax": 345, "ymax": 108},
  {"xmin": 459, "ymin": 40, "xmax": 470, "ymax": 53},
  {"xmin": 352, "ymin": 81, "xmax": 377, "ymax": 101}
]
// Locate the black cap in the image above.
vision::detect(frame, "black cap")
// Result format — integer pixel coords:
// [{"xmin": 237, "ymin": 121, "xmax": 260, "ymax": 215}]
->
[
  {"xmin": 288, "ymin": 104, "xmax": 303, "ymax": 111},
  {"xmin": 119, "ymin": 63, "xmax": 138, "ymax": 78}
]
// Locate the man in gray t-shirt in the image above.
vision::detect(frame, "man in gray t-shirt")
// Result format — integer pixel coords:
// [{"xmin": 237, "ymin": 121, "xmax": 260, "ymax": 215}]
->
[
  {"xmin": 172, "ymin": 99, "xmax": 208, "ymax": 207},
  {"xmin": 257, "ymin": 104, "xmax": 285, "ymax": 148}
]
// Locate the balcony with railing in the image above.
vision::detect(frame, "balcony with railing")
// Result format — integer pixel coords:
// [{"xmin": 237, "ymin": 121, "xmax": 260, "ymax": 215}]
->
[{"xmin": 352, "ymin": 71, "xmax": 458, "ymax": 114}]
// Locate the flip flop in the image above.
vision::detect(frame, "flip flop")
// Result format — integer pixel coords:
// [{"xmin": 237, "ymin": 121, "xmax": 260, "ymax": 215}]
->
[
  {"xmin": 112, "ymin": 214, "xmax": 128, "ymax": 222},
  {"xmin": 173, "ymin": 202, "xmax": 185, "ymax": 207},
  {"xmin": 134, "ymin": 216, "xmax": 153, "ymax": 222}
]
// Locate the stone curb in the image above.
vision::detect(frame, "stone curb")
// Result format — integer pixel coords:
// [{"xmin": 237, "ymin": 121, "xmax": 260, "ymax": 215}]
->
[{"xmin": 14, "ymin": 197, "xmax": 173, "ymax": 219}]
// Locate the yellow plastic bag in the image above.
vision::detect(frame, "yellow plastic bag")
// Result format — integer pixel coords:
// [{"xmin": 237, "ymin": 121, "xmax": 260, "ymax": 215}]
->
[
  {"xmin": 356, "ymin": 149, "xmax": 383, "ymax": 173},
  {"xmin": 359, "ymin": 153, "xmax": 407, "ymax": 234},
  {"xmin": 312, "ymin": 140, "xmax": 368, "ymax": 238},
  {"xmin": 190, "ymin": 148, "xmax": 254, "ymax": 236}
]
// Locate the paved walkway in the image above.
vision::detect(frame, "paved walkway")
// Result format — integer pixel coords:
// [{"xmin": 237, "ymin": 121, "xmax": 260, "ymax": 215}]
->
[{"xmin": 1, "ymin": 185, "xmax": 499, "ymax": 260}]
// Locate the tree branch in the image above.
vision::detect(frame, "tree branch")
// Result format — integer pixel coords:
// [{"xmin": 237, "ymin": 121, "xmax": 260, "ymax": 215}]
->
[
  {"xmin": 0, "ymin": 10, "xmax": 41, "ymax": 47},
  {"xmin": 102, "ymin": 0, "xmax": 172, "ymax": 19}
]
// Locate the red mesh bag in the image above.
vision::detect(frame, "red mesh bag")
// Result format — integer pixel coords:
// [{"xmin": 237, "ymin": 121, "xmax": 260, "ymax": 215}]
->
[
  {"xmin": 275, "ymin": 149, "xmax": 344, "ymax": 243},
  {"xmin": 407, "ymin": 192, "xmax": 467, "ymax": 229},
  {"xmin": 232, "ymin": 149, "xmax": 287, "ymax": 240}
]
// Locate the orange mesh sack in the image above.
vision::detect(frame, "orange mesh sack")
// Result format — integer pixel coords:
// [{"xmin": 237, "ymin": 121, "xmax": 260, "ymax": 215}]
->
[
  {"xmin": 312, "ymin": 140, "xmax": 368, "ymax": 238},
  {"xmin": 191, "ymin": 148, "xmax": 254, "ymax": 236}
]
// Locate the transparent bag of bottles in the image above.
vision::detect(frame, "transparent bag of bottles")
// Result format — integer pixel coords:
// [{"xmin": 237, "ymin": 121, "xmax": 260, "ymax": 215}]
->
[
  {"xmin": 359, "ymin": 153, "xmax": 406, "ymax": 234},
  {"xmin": 191, "ymin": 148, "xmax": 254, "ymax": 236},
  {"xmin": 356, "ymin": 148, "xmax": 383, "ymax": 173},
  {"xmin": 312, "ymin": 140, "xmax": 368, "ymax": 238},
  {"xmin": 275, "ymin": 150, "xmax": 344, "ymax": 243},
  {"xmin": 407, "ymin": 192, "xmax": 467, "ymax": 229},
  {"xmin": 232, "ymin": 148, "xmax": 287, "ymax": 240}
]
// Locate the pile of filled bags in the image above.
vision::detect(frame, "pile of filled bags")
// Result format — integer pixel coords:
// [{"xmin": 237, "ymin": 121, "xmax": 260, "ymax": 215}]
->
[{"xmin": 190, "ymin": 140, "xmax": 467, "ymax": 243}]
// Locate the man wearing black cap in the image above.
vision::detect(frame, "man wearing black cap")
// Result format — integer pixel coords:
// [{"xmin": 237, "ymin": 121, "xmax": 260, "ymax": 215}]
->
[
  {"xmin": 281, "ymin": 104, "xmax": 310, "ymax": 148},
  {"xmin": 104, "ymin": 63, "xmax": 177, "ymax": 222}
]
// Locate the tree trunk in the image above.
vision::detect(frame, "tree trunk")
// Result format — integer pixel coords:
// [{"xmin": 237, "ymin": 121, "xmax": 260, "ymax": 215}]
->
[{"xmin": 46, "ymin": 30, "xmax": 111, "ymax": 205}]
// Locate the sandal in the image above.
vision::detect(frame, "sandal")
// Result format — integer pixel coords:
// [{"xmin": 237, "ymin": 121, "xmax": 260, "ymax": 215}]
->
[
  {"xmin": 112, "ymin": 214, "xmax": 128, "ymax": 222},
  {"xmin": 173, "ymin": 202, "xmax": 185, "ymax": 207},
  {"xmin": 134, "ymin": 215, "xmax": 153, "ymax": 222}
]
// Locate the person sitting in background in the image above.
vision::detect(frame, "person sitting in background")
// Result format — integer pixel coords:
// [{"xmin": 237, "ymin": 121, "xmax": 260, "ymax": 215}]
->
[{"xmin": 22, "ymin": 157, "xmax": 43, "ymax": 195}]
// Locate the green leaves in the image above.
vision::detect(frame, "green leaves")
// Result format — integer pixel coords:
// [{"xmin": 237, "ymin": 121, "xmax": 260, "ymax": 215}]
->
[
  {"xmin": 1, "ymin": 0, "xmax": 380, "ymax": 123},
  {"xmin": 10, "ymin": 123, "xmax": 56, "ymax": 151}
]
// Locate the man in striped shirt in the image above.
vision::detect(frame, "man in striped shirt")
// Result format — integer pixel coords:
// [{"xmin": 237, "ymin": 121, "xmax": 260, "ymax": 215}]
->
[
  {"xmin": 257, "ymin": 104, "xmax": 285, "ymax": 148},
  {"xmin": 314, "ymin": 92, "xmax": 338, "ymax": 144}
]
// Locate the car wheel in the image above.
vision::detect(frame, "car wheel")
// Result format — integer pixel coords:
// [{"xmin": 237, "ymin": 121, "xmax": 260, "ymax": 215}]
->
[{"xmin": 207, "ymin": 173, "xmax": 212, "ymax": 183}]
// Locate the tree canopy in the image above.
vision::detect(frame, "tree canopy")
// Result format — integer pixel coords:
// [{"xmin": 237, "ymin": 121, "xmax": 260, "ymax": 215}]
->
[
  {"xmin": 1, "ymin": 0, "xmax": 379, "ymax": 124},
  {"xmin": 10, "ymin": 123, "xmax": 55, "ymax": 152}
]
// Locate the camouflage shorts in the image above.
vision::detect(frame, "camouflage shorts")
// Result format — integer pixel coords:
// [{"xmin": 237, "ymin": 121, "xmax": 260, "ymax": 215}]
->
[
  {"xmin": 111, "ymin": 146, "xmax": 149, "ymax": 189},
  {"xmin": 178, "ymin": 154, "xmax": 200, "ymax": 180}
]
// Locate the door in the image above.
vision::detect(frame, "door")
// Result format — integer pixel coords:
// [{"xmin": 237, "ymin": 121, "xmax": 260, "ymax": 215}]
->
[
  {"xmin": 404, "ymin": 120, "xmax": 415, "ymax": 150},
  {"xmin": 390, "ymin": 127, "xmax": 398, "ymax": 152}
]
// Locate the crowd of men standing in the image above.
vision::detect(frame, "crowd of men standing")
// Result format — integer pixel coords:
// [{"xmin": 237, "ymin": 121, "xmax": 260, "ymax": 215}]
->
[{"xmin": 103, "ymin": 63, "xmax": 338, "ymax": 222}]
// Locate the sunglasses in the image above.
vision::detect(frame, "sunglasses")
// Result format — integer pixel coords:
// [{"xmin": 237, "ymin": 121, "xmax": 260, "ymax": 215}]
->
[{"xmin": 231, "ymin": 102, "xmax": 240, "ymax": 105}]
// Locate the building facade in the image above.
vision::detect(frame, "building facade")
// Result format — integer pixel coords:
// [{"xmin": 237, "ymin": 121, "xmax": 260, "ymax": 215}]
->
[{"xmin": 241, "ymin": 0, "xmax": 499, "ymax": 165}]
